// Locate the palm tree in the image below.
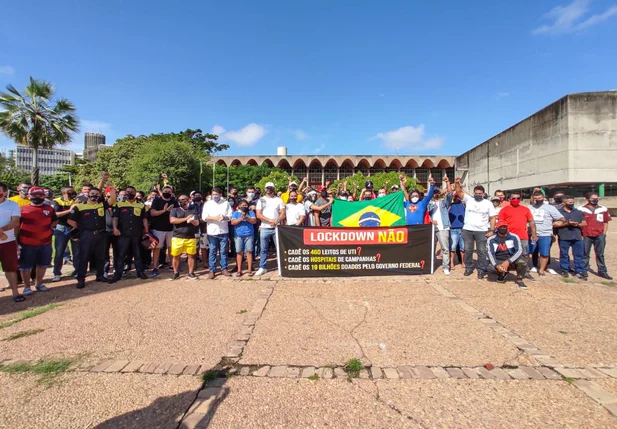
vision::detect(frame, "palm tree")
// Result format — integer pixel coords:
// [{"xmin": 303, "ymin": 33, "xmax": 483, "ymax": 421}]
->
[{"xmin": 0, "ymin": 77, "xmax": 79, "ymax": 185}]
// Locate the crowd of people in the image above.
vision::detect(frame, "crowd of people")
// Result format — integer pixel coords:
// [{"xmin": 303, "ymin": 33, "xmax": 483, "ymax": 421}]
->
[{"xmin": 0, "ymin": 172, "xmax": 611, "ymax": 302}]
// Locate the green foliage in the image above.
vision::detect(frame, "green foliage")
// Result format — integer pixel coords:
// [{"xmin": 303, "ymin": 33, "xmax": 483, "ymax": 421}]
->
[
  {"xmin": 0, "ymin": 152, "xmax": 30, "ymax": 191},
  {"xmin": 209, "ymin": 164, "xmax": 277, "ymax": 194},
  {"xmin": 0, "ymin": 358, "xmax": 75, "ymax": 387},
  {"xmin": 2, "ymin": 328, "xmax": 45, "ymax": 341},
  {"xmin": 39, "ymin": 173, "xmax": 71, "ymax": 192},
  {"xmin": 344, "ymin": 358, "xmax": 364, "ymax": 378},
  {"xmin": 202, "ymin": 369, "xmax": 220, "ymax": 385},
  {"xmin": 257, "ymin": 170, "xmax": 300, "ymax": 193},
  {"xmin": 331, "ymin": 172, "xmax": 422, "ymax": 193},
  {"xmin": 0, "ymin": 77, "xmax": 79, "ymax": 185},
  {"xmin": 308, "ymin": 374, "xmax": 319, "ymax": 381},
  {"xmin": 0, "ymin": 303, "xmax": 61, "ymax": 329}
]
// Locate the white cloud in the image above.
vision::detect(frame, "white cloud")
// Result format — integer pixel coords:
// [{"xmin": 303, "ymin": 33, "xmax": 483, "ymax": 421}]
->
[
  {"xmin": 496, "ymin": 92, "xmax": 510, "ymax": 99},
  {"xmin": 221, "ymin": 123, "xmax": 267, "ymax": 147},
  {"xmin": 293, "ymin": 129, "xmax": 308, "ymax": 140},
  {"xmin": 371, "ymin": 125, "xmax": 444, "ymax": 151},
  {"xmin": 211, "ymin": 125, "xmax": 226, "ymax": 136},
  {"xmin": 0, "ymin": 65, "xmax": 14, "ymax": 75},
  {"xmin": 533, "ymin": 0, "xmax": 617, "ymax": 35},
  {"xmin": 314, "ymin": 143, "xmax": 325, "ymax": 154}
]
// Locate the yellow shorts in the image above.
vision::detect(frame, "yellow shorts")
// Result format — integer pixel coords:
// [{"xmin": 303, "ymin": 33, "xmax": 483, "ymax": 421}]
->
[{"xmin": 170, "ymin": 237, "xmax": 197, "ymax": 257}]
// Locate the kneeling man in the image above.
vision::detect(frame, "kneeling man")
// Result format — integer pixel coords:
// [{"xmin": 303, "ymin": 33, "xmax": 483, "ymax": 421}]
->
[{"xmin": 488, "ymin": 221, "xmax": 528, "ymax": 289}]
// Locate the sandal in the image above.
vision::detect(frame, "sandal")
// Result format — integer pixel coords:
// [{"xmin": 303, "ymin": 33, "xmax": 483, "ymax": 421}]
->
[
  {"xmin": 236, "ymin": 272, "xmax": 242, "ymax": 277},
  {"xmin": 13, "ymin": 294, "xmax": 26, "ymax": 303},
  {"xmin": 247, "ymin": 272, "xmax": 254, "ymax": 277}
]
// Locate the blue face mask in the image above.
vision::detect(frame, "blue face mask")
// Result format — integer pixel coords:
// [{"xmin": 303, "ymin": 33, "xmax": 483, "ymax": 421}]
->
[{"xmin": 474, "ymin": 194, "xmax": 484, "ymax": 202}]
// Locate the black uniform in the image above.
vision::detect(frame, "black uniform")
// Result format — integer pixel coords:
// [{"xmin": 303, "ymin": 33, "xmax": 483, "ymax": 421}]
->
[
  {"xmin": 68, "ymin": 201, "xmax": 109, "ymax": 285},
  {"xmin": 51, "ymin": 197, "xmax": 79, "ymax": 277},
  {"xmin": 112, "ymin": 200, "xmax": 147, "ymax": 280}
]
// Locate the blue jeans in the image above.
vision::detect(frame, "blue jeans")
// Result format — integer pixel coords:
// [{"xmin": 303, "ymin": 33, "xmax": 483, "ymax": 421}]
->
[
  {"xmin": 259, "ymin": 228, "xmax": 277, "ymax": 269},
  {"xmin": 53, "ymin": 228, "xmax": 79, "ymax": 276},
  {"xmin": 207, "ymin": 234, "xmax": 229, "ymax": 272},
  {"xmin": 449, "ymin": 228, "xmax": 464, "ymax": 252},
  {"xmin": 558, "ymin": 239, "xmax": 584, "ymax": 274}
]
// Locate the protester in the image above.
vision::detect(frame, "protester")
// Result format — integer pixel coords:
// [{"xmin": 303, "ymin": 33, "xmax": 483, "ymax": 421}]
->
[
  {"xmin": 303, "ymin": 190, "xmax": 319, "ymax": 226},
  {"xmin": 491, "ymin": 196, "xmax": 502, "ymax": 215},
  {"xmin": 149, "ymin": 185, "xmax": 177, "ymax": 277},
  {"xmin": 68, "ymin": 186, "xmax": 116, "ymax": 288},
  {"xmin": 555, "ymin": 195, "xmax": 587, "ymax": 279},
  {"xmin": 401, "ymin": 175, "xmax": 435, "ymax": 225},
  {"xmin": 552, "ymin": 192, "xmax": 565, "ymax": 209},
  {"xmin": 448, "ymin": 193, "xmax": 466, "ymax": 270},
  {"xmin": 103, "ymin": 187, "xmax": 120, "ymax": 278},
  {"xmin": 168, "ymin": 195, "xmax": 200, "ymax": 280},
  {"xmin": 255, "ymin": 182, "xmax": 285, "ymax": 276},
  {"xmin": 245, "ymin": 186, "xmax": 257, "ymax": 203},
  {"xmin": 202, "ymin": 187, "xmax": 233, "ymax": 279},
  {"xmin": 527, "ymin": 191, "xmax": 565, "ymax": 276},
  {"xmin": 43, "ymin": 188, "xmax": 54, "ymax": 205},
  {"xmin": 314, "ymin": 188, "xmax": 334, "ymax": 226},
  {"xmin": 10, "ymin": 182, "xmax": 31, "ymax": 207},
  {"xmin": 51, "ymin": 186, "xmax": 78, "ymax": 282},
  {"xmin": 231, "ymin": 199, "xmax": 256, "ymax": 277},
  {"xmin": 377, "ymin": 187, "xmax": 387, "ymax": 198},
  {"xmin": 360, "ymin": 181, "xmax": 376, "ymax": 201},
  {"xmin": 16, "ymin": 187, "xmax": 57, "ymax": 296},
  {"xmin": 454, "ymin": 179, "xmax": 496, "ymax": 279},
  {"xmin": 494, "ymin": 190, "xmax": 509, "ymax": 208},
  {"xmin": 428, "ymin": 177, "xmax": 453, "ymax": 275},
  {"xmin": 285, "ymin": 191, "xmax": 306, "ymax": 225},
  {"xmin": 281, "ymin": 178, "xmax": 305, "ymax": 204},
  {"xmin": 188, "ymin": 191, "xmax": 207, "ymax": 266},
  {"xmin": 110, "ymin": 186, "xmax": 149, "ymax": 282},
  {"xmin": 580, "ymin": 192, "xmax": 612, "ymax": 280},
  {"xmin": 497, "ymin": 192, "xmax": 537, "ymax": 278},
  {"xmin": 488, "ymin": 220, "xmax": 528, "ymax": 289},
  {"xmin": 0, "ymin": 182, "xmax": 23, "ymax": 302},
  {"xmin": 136, "ymin": 191, "xmax": 146, "ymax": 204}
]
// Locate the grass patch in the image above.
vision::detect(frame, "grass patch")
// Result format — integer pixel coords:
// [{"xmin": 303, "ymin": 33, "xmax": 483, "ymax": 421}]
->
[
  {"xmin": 601, "ymin": 281, "xmax": 616, "ymax": 287},
  {"xmin": 558, "ymin": 331, "xmax": 568, "ymax": 335},
  {"xmin": 2, "ymin": 328, "xmax": 44, "ymax": 341},
  {"xmin": 0, "ymin": 358, "xmax": 75, "ymax": 387},
  {"xmin": 236, "ymin": 309, "xmax": 248, "ymax": 314},
  {"xmin": 344, "ymin": 358, "xmax": 363, "ymax": 379},
  {"xmin": 561, "ymin": 278, "xmax": 577, "ymax": 284},
  {"xmin": 0, "ymin": 303, "xmax": 61, "ymax": 330},
  {"xmin": 563, "ymin": 377, "xmax": 576, "ymax": 384},
  {"xmin": 201, "ymin": 369, "xmax": 219, "ymax": 385},
  {"xmin": 308, "ymin": 374, "xmax": 319, "ymax": 381}
]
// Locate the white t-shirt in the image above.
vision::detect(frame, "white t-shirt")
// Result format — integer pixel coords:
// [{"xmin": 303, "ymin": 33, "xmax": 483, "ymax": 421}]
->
[
  {"xmin": 202, "ymin": 199, "xmax": 233, "ymax": 235},
  {"xmin": 0, "ymin": 199, "xmax": 20, "ymax": 244},
  {"xmin": 462, "ymin": 194, "xmax": 496, "ymax": 232},
  {"xmin": 256, "ymin": 196, "xmax": 285, "ymax": 229},
  {"xmin": 304, "ymin": 200, "xmax": 317, "ymax": 226},
  {"xmin": 431, "ymin": 204, "xmax": 448, "ymax": 231},
  {"xmin": 285, "ymin": 203, "xmax": 306, "ymax": 225}
]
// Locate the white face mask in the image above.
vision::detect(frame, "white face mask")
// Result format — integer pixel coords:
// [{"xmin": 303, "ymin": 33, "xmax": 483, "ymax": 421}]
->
[
  {"xmin": 339, "ymin": 196, "xmax": 347, "ymax": 201},
  {"xmin": 378, "ymin": 193, "xmax": 386, "ymax": 198},
  {"xmin": 411, "ymin": 197, "xmax": 419, "ymax": 203},
  {"xmin": 246, "ymin": 192, "xmax": 254, "ymax": 199},
  {"xmin": 347, "ymin": 197, "xmax": 353, "ymax": 202}
]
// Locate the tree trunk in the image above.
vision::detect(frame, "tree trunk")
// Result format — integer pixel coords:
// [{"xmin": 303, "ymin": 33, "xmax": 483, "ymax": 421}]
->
[{"xmin": 31, "ymin": 147, "xmax": 39, "ymax": 185}]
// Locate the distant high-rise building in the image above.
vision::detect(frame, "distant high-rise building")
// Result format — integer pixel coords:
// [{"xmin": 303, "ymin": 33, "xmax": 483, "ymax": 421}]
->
[
  {"xmin": 12, "ymin": 145, "xmax": 75, "ymax": 176},
  {"xmin": 84, "ymin": 132, "xmax": 106, "ymax": 161}
]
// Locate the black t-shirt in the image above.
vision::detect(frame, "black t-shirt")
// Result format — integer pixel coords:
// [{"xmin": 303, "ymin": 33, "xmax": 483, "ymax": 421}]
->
[
  {"xmin": 170, "ymin": 206, "xmax": 199, "ymax": 238},
  {"xmin": 557, "ymin": 208, "xmax": 585, "ymax": 241},
  {"xmin": 189, "ymin": 202, "xmax": 206, "ymax": 234},
  {"xmin": 150, "ymin": 197, "xmax": 178, "ymax": 232},
  {"xmin": 51, "ymin": 198, "xmax": 73, "ymax": 227},
  {"xmin": 494, "ymin": 235, "xmax": 510, "ymax": 262}
]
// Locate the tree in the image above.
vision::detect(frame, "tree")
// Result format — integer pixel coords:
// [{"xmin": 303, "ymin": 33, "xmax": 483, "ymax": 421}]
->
[
  {"xmin": 331, "ymin": 172, "xmax": 422, "ymax": 193},
  {"xmin": 0, "ymin": 77, "xmax": 78, "ymax": 185},
  {"xmin": 0, "ymin": 152, "xmax": 30, "ymax": 192},
  {"xmin": 39, "ymin": 173, "xmax": 71, "ymax": 192},
  {"xmin": 206, "ymin": 164, "xmax": 277, "ymax": 195},
  {"xmin": 257, "ymin": 170, "xmax": 300, "ymax": 193}
]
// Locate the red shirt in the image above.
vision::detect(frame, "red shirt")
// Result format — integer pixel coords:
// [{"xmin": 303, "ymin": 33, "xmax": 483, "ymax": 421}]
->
[
  {"xmin": 498, "ymin": 205, "xmax": 533, "ymax": 239},
  {"xmin": 580, "ymin": 204, "xmax": 611, "ymax": 237},
  {"xmin": 19, "ymin": 204, "xmax": 57, "ymax": 246}
]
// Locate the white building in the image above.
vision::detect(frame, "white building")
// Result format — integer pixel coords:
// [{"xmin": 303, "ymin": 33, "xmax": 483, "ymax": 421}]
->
[{"xmin": 11, "ymin": 145, "xmax": 75, "ymax": 176}]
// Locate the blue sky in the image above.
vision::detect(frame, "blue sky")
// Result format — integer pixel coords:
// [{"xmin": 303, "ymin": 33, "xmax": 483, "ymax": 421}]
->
[{"xmin": 1, "ymin": 0, "xmax": 616, "ymax": 158}]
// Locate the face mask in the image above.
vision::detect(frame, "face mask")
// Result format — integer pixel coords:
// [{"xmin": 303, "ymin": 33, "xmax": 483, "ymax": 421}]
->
[
  {"xmin": 89, "ymin": 195, "xmax": 100, "ymax": 202},
  {"xmin": 498, "ymin": 196, "xmax": 505, "ymax": 202},
  {"xmin": 510, "ymin": 199, "xmax": 520, "ymax": 207},
  {"xmin": 310, "ymin": 195, "xmax": 318, "ymax": 202},
  {"xmin": 452, "ymin": 199, "xmax": 460, "ymax": 204},
  {"xmin": 473, "ymin": 194, "xmax": 484, "ymax": 202},
  {"xmin": 433, "ymin": 194, "xmax": 441, "ymax": 200},
  {"xmin": 246, "ymin": 192, "xmax": 254, "ymax": 199},
  {"xmin": 339, "ymin": 196, "xmax": 347, "ymax": 201},
  {"xmin": 136, "ymin": 197, "xmax": 143, "ymax": 203},
  {"xmin": 118, "ymin": 195, "xmax": 127, "ymax": 202},
  {"xmin": 162, "ymin": 192, "xmax": 172, "ymax": 199},
  {"xmin": 232, "ymin": 191, "xmax": 237, "ymax": 196},
  {"xmin": 193, "ymin": 197, "xmax": 203, "ymax": 203},
  {"xmin": 180, "ymin": 201, "xmax": 188, "ymax": 207},
  {"xmin": 554, "ymin": 196, "xmax": 563, "ymax": 204},
  {"xmin": 30, "ymin": 197, "xmax": 44, "ymax": 205},
  {"xmin": 589, "ymin": 199, "xmax": 599, "ymax": 205},
  {"xmin": 126, "ymin": 193, "xmax": 136, "ymax": 200},
  {"xmin": 378, "ymin": 193, "xmax": 386, "ymax": 198},
  {"xmin": 565, "ymin": 203, "xmax": 575, "ymax": 209},
  {"xmin": 68, "ymin": 192, "xmax": 77, "ymax": 199},
  {"xmin": 497, "ymin": 228, "xmax": 508, "ymax": 235},
  {"xmin": 20, "ymin": 189, "xmax": 29, "ymax": 195},
  {"xmin": 44, "ymin": 191, "xmax": 53, "ymax": 199},
  {"xmin": 410, "ymin": 197, "xmax": 419, "ymax": 203},
  {"xmin": 266, "ymin": 188, "xmax": 274, "ymax": 195},
  {"xmin": 534, "ymin": 200, "xmax": 544, "ymax": 206},
  {"xmin": 212, "ymin": 195, "xmax": 221, "ymax": 202},
  {"xmin": 289, "ymin": 198, "xmax": 297, "ymax": 203},
  {"xmin": 347, "ymin": 197, "xmax": 353, "ymax": 202}
]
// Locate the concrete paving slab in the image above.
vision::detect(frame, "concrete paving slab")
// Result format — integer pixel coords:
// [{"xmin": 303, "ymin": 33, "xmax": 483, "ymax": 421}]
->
[
  {"xmin": 241, "ymin": 281, "xmax": 534, "ymax": 367},
  {"xmin": 0, "ymin": 372, "xmax": 201, "ymax": 429}
]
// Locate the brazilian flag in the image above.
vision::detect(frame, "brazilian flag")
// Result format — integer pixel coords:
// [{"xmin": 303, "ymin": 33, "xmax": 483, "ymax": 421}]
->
[{"xmin": 331, "ymin": 192, "xmax": 406, "ymax": 227}]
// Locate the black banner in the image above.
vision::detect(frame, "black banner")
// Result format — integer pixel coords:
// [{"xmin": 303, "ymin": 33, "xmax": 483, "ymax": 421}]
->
[{"xmin": 276, "ymin": 225, "xmax": 435, "ymax": 277}]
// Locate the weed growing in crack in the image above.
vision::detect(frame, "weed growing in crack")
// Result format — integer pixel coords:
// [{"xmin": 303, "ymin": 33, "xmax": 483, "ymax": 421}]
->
[
  {"xmin": 202, "ymin": 370, "xmax": 220, "ymax": 385},
  {"xmin": 308, "ymin": 374, "xmax": 319, "ymax": 381},
  {"xmin": 0, "ymin": 303, "xmax": 61, "ymax": 329},
  {"xmin": 0, "ymin": 358, "xmax": 75, "ymax": 387},
  {"xmin": 561, "ymin": 278, "xmax": 576, "ymax": 284},
  {"xmin": 601, "ymin": 281, "xmax": 616, "ymax": 287},
  {"xmin": 558, "ymin": 331, "xmax": 568, "ymax": 335},
  {"xmin": 236, "ymin": 309, "xmax": 248, "ymax": 314},
  {"xmin": 2, "ymin": 328, "xmax": 45, "ymax": 341},
  {"xmin": 345, "ymin": 358, "xmax": 363, "ymax": 378},
  {"xmin": 563, "ymin": 377, "xmax": 576, "ymax": 384}
]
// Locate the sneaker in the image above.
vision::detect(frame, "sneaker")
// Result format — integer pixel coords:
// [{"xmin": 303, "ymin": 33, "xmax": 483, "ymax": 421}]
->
[
  {"xmin": 76, "ymin": 281, "xmax": 85, "ymax": 289},
  {"xmin": 463, "ymin": 269, "xmax": 473, "ymax": 277},
  {"xmin": 255, "ymin": 268, "xmax": 267, "ymax": 276},
  {"xmin": 547, "ymin": 268, "xmax": 558, "ymax": 275},
  {"xmin": 524, "ymin": 273, "xmax": 535, "ymax": 281},
  {"xmin": 170, "ymin": 272, "xmax": 180, "ymax": 281},
  {"xmin": 187, "ymin": 273, "xmax": 199, "ymax": 280},
  {"xmin": 443, "ymin": 268, "xmax": 450, "ymax": 276},
  {"xmin": 221, "ymin": 269, "xmax": 232, "ymax": 277},
  {"xmin": 138, "ymin": 272, "xmax": 148, "ymax": 280},
  {"xmin": 23, "ymin": 287, "xmax": 34, "ymax": 296},
  {"xmin": 51, "ymin": 275, "xmax": 61, "ymax": 282},
  {"xmin": 530, "ymin": 267, "xmax": 538, "ymax": 273},
  {"xmin": 477, "ymin": 271, "xmax": 486, "ymax": 280},
  {"xmin": 575, "ymin": 273, "xmax": 587, "ymax": 281},
  {"xmin": 497, "ymin": 272, "xmax": 507, "ymax": 283},
  {"xmin": 516, "ymin": 279, "xmax": 528, "ymax": 290},
  {"xmin": 168, "ymin": 265, "xmax": 174, "ymax": 271},
  {"xmin": 208, "ymin": 271, "xmax": 215, "ymax": 279},
  {"xmin": 561, "ymin": 271, "xmax": 569, "ymax": 278},
  {"xmin": 35, "ymin": 285, "xmax": 50, "ymax": 292},
  {"xmin": 598, "ymin": 272, "xmax": 613, "ymax": 280},
  {"xmin": 151, "ymin": 269, "xmax": 159, "ymax": 278}
]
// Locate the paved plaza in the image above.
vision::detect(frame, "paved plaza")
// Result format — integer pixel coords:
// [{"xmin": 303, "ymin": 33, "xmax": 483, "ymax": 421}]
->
[{"xmin": 1, "ymin": 232, "xmax": 616, "ymax": 428}]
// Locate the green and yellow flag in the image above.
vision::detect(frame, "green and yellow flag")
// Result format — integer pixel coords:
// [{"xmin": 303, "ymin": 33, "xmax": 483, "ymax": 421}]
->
[{"xmin": 332, "ymin": 192, "xmax": 406, "ymax": 227}]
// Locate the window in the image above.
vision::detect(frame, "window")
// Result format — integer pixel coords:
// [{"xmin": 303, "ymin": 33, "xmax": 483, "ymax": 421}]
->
[
  {"xmin": 308, "ymin": 163, "xmax": 322, "ymax": 186},
  {"xmin": 324, "ymin": 164, "xmax": 338, "ymax": 183},
  {"xmin": 339, "ymin": 163, "xmax": 353, "ymax": 179},
  {"xmin": 416, "ymin": 168, "xmax": 429, "ymax": 183},
  {"xmin": 356, "ymin": 163, "xmax": 369, "ymax": 176}
]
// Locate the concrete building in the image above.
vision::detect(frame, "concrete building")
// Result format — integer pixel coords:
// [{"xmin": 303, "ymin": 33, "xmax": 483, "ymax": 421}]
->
[
  {"xmin": 84, "ymin": 132, "xmax": 106, "ymax": 161},
  {"xmin": 11, "ymin": 145, "xmax": 75, "ymax": 176},
  {"xmin": 456, "ymin": 91, "xmax": 617, "ymax": 207},
  {"xmin": 214, "ymin": 151, "xmax": 456, "ymax": 187}
]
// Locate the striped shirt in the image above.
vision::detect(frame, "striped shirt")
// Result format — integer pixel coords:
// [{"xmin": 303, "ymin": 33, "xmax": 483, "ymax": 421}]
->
[{"xmin": 19, "ymin": 204, "xmax": 58, "ymax": 246}]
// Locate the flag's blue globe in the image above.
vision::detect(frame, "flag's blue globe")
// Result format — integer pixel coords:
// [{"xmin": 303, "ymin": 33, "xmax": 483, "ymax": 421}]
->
[{"xmin": 359, "ymin": 211, "xmax": 381, "ymax": 227}]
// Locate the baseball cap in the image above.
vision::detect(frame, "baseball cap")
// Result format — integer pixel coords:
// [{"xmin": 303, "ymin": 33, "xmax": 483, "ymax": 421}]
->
[
  {"xmin": 307, "ymin": 190, "xmax": 317, "ymax": 196},
  {"xmin": 290, "ymin": 181, "xmax": 298, "ymax": 186},
  {"xmin": 317, "ymin": 185, "xmax": 325, "ymax": 191},
  {"xmin": 265, "ymin": 182, "xmax": 275, "ymax": 188},
  {"xmin": 391, "ymin": 184, "xmax": 399, "ymax": 190},
  {"xmin": 496, "ymin": 220, "xmax": 508, "ymax": 228},
  {"xmin": 28, "ymin": 186, "xmax": 45, "ymax": 196}
]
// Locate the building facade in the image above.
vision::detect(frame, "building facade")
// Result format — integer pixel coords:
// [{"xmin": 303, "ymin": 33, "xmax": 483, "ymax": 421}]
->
[
  {"xmin": 84, "ymin": 132, "xmax": 106, "ymax": 161},
  {"xmin": 11, "ymin": 145, "xmax": 75, "ymax": 176},
  {"xmin": 213, "ymin": 153, "xmax": 456, "ymax": 188}
]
